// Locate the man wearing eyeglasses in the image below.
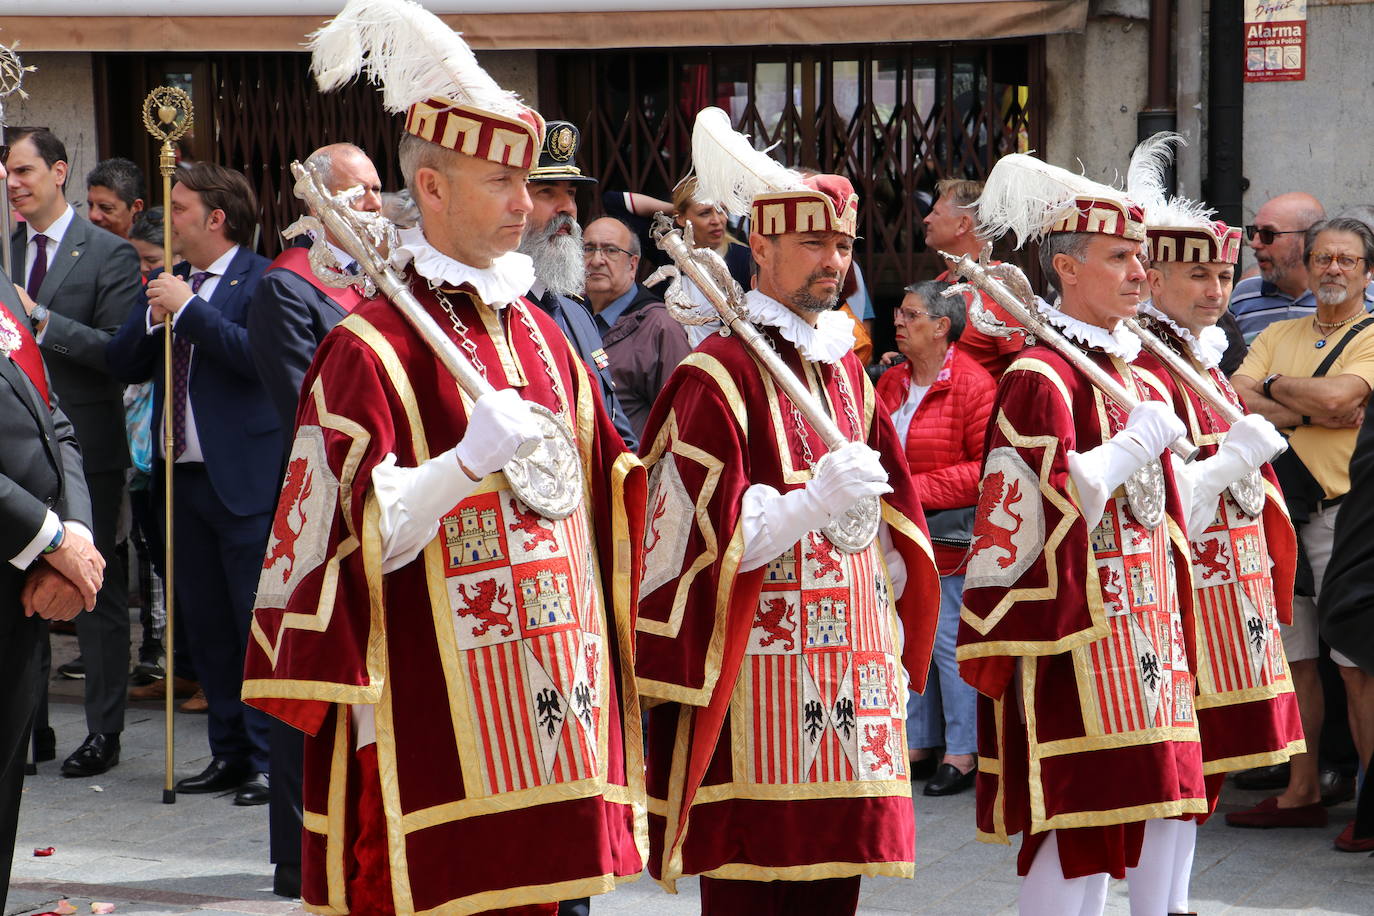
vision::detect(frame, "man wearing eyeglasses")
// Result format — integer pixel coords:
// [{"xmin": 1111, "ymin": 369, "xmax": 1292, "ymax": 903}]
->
[
  {"xmin": 1230, "ymin": 193, "xmax": 1374, "ymax": 345},
  {"xmin": 582, "ymin": 216, "xmax": 690, "ymax": 441},
  {"xmin": 1230, "ymin": 217, "xmax": 1374, "ymax": 834}
]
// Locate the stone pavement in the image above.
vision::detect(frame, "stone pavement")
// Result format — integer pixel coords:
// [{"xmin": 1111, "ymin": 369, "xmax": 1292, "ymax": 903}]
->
[{"xmin": 9, "ymin": 633, "xmax": 1373, "ymax": 915}]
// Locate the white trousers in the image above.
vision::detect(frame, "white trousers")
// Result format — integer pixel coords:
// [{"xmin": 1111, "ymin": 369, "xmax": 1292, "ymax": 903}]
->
[
  {"xmin": 1125, "ymin": 818, "xmax": 1197, "ymax": 915},
  {"xmin": 1018, "ymin": 831, "xmax": 1110, "ymax": 916}
]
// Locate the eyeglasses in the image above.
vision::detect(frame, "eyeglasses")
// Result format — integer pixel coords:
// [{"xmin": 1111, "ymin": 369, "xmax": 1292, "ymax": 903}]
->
[
  {"xmin": 893, "ymin": 307, "xmax": 931, "ymax": 324},
  {"xmin": 1308, "ymin": 252, "xmax": 1367, "ymax": 271},
  {"xmin": 1244, "ymin": 225, "xmax": 1305, "ymax": 244},
  {"xmin": 582, "ymin": 244, "xmax": 632, "ymax": 261}
]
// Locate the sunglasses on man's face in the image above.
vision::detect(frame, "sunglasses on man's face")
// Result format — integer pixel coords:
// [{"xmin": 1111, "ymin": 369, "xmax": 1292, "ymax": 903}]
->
[{"xmin": 1244, "ymin": 225, "xmax": 1305, "ymax": 245}]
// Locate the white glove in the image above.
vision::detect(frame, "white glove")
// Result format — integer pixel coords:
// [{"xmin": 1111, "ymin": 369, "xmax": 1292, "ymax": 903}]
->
[
  {"xmin": 1218, "ymin": 414, "xmax": 1285, "ymax": 469},
  {"xmin": 373, "ymin": 448, "xmax": 479, "ymax": 573},
  {"xmin": 808, "ymin": 442, "xmax": 894, "ymax": 519},
  {"xmin": 1175, "ymin": 414, "xmax": 1284, "ymax": 537},
  {"xmin": 1114, "ymin": 401, "xmax": 1188, "ymax": 464},
  {"xmin": 1067, "ymin": 401, "xmax": 1186, "ymax": 528},
  {"xmin": 452, "ymin": 388, "xmax": 544, "ymax": 480},
  {"xmin": 738, "ymin": 442, "xmax": 892, "ymax": 571}
]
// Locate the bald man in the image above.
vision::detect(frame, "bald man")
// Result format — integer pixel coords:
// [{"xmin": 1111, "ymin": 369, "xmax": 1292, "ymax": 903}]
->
[
  {"xmin": 1230, "ymin": 192, "xmax": 1374, "ymax": 343},
  {"xmin": 245, "ymin": 142, "xmax": 383, "ymax": 898}
]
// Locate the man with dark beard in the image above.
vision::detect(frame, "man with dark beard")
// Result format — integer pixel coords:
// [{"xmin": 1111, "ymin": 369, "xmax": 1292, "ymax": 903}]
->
[{"xmin": 517, "ymin": 120, "xmax": 636, "ymax": 450}]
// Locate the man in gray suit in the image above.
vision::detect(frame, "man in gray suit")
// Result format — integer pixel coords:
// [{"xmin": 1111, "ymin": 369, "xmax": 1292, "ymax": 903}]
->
[{"xmin": 6, "ymin": 127, "xmax": 142, "ymax": 777}]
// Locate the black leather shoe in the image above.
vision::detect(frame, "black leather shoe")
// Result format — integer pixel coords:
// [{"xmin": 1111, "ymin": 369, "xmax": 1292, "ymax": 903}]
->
[
  {"xmin": 923, "ymin": 762, "xmax": 976, "ymax": 797},
  {"xmin": 176, "ymin": 757, "xmax": 251, "ymax": 794},
  {"xmin": 1321, "ymin": 768, "xmax": 1357, "ymax": 807},
  {"xmin": 273, "ymin": 863, "xmax": 301, "ymax": 898},
  {"xmin": 233, "ymin": 772, "xmax": 271, "ymax": 806},
  {"xmin": 1234, "ymin": 762, "xmax": 1290, "ymax": 790},
  {"xmin": 61, "ymin": 733, "xmax": 120, "ymax": 777},
  {"xmin": 909, "ymin": 756, "xmax": 939, "ymax": 781},
  {"xmin": 33, "ymin": 726, "xmax": 56, "ymax": 763}
]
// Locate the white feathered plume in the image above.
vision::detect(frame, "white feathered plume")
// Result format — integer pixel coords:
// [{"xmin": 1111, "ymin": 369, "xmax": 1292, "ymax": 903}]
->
[
  {"xmin": 307, "ymin": 0, "xmax": 524, "ymax": 117},
  {"xmin": 1126, "ymin": 132, "xmax": 1215, "ymax": 229},
  {"xmin": 690, "ymin": 107, "xmax": 804, "ymax": 218},
  {"xmin": 974, "ymin": 153, "xmax": 1123, "ymax": 249}
]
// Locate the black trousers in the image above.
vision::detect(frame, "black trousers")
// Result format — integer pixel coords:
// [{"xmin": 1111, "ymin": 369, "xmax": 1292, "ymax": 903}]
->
[{"xmin": 1, "ymin": 609, "xmax": 44, "ymax": 913}]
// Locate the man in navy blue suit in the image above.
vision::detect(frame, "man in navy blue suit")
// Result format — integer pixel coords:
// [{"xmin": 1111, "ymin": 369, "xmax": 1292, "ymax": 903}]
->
[
  {"xmin": 107, "ymin": 162, "xmax": 281, "ymax": 807},
  {"xmin": 245, "ymin": 142, "xmax": 381, "ymax": 898}
]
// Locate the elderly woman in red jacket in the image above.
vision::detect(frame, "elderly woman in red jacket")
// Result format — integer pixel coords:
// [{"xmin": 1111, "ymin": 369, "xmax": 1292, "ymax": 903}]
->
[{"xmin": 877, "ymin": 279, "xmax": 998, "ymax": 796}]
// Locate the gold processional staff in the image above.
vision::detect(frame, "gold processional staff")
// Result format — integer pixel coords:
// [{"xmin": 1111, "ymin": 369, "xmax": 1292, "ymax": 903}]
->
[{"xmin": 141, "ymin": 85, "xmax": 192, "ymax": 805}]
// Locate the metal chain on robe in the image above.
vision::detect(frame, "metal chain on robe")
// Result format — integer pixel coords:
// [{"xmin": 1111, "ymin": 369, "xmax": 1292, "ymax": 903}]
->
[
  {"xmin": 512, "ymin": 300, "xmax": 570, "ymax": 420},
  {"xmin": 430, "ymin": 283, "xmax": 490, "ymax": 379}
]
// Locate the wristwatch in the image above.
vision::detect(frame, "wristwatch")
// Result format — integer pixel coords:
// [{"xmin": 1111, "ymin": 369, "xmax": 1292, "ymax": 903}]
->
[
  {"xmin": 29, "ymin": 303, "xmax": 49, "ymax": 331},
  {"xmin": 1262, "ymin": 373, "xmax": 1282, "ymax": 400},
  {"xmin": 41, "ymin": 523, "xmax": 65, "ymax": 555}
]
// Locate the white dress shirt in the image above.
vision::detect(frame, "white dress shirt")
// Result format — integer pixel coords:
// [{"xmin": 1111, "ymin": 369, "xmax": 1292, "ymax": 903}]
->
[{"xmin": 144, "ymin": 245, "xmax": 241, "ymax": 463}]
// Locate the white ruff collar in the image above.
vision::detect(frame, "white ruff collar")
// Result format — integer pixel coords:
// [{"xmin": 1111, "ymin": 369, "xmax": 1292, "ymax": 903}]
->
[
  {"xmin": 745, "ymin": 289, "xmax": 856, "ymax": 364},
  {"xmin": 1140, "ymin": 300, "xmax": 1227, "ymax": 369},
  {"xmin": 390, "ymin": 226, "xmax": 535, "ymax": 309},
  {"xmin": 1041, "ymin": 300, "xmax": 1142, "ymax": 361}
]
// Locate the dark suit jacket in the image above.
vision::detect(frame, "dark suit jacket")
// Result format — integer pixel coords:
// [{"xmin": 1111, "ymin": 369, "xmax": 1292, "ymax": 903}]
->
[
  {"xmin": 247, "ymin": 264, "xmax": 352, "ymax": 448},
  {"xmin": 106, "ymin": 247, "xmax": 283, "ymax": 518},
  {"xmin": 11, "ymin": 215, "xmax": 142, "ymax": 473},
  {"xmin": 1320, "ymin": 393, "xmax": 1374, "ymax": 674},
  {"xmin": 532, "ymin": 290, "xmax": 638, "ymax": 451}
]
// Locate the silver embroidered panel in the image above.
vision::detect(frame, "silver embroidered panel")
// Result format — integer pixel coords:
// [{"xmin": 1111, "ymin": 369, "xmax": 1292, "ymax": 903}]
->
[
  {"xmin": 1125, "ymin": 458, "xmax": 1167, "ymax": 530},
  {"xmin": 822, "ymin": 495, "xmax": 881, "ymax": 554},
  {"xmin": 1228, "ymin": 469, "xmax": 1265, "ymax": 519},
  {"xmin": 504, "ymin": 405, "xmax": 583, "ymax": 520}
]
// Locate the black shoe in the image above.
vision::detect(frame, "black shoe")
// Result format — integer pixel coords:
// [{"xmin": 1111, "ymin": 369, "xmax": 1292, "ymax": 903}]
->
[
  {"xmin": 1321, "ymin": 768, "xmax": 1357, "ymax": 807},
  {"xmin": 61, "ymin": 733, "xmax": 121, "ymax": 777},
  {"xmin": 1234, "ymin": 762, "xmax": 1290, "ymax": 790},
  {"xmin": 233, "ymin": 772, "xmax": 271, "ymax": 806},
  {"xmin": 33, "ymin": 726, "xmax": 56, "ymax": 763},
  {"xmin": 129, "ymin": 661, "xmax": 166, "ymax": 686},
  {"xmin": 909, "ymin": 756, "xmax": 939, "ymax": 781},
  {"xmin": 273, "ymin": 863, "xmax": 301, "ymax": 898},
  {"xmin": 176, "ymin": 758, "xmax": 252, "ymax": 794},
  {"xmin": 923, "ymin": 762, "xmax": 976, "ymax": 797},
  {"xmin": 57, "ymin": 657, "xmax": 86, "ymax": 679}
]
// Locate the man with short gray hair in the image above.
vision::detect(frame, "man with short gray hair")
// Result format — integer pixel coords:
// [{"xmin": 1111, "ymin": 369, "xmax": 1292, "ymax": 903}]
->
[{"xmin": 583, "ymin": 216, "xmax": 689, "ymax": 440}]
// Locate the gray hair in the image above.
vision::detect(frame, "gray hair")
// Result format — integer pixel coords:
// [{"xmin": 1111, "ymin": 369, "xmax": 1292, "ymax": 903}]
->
[
  {"xmin": 304, "ymin": 142, "xmax": 368, "ymax": 189},
  {"xmin": 398, "ymin": 133, "xmax": 465, "ymax": 201},
  {"xmin": 1038, "ymin": 232, "xmax": 1092, "ymax": 296},
  {"xmin": 1304, "ymin": 217, "xmax": 1374, "ymax": 267},
  {"xmin": 593, "ymin": 216, "xmax": 640, "ymax": 258},
  {"xmin": 903, "ymin": 279, "xmax": 965, "ymax": 341}
]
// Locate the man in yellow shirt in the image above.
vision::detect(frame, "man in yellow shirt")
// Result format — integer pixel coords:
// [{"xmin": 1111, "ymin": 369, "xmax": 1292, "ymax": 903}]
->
[{"xmin": 1231, "ymin": 216, "xmax": 1374, "ymax": 828}]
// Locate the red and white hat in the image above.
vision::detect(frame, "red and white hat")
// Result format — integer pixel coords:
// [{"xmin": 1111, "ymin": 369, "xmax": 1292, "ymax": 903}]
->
[
  {"xmin": 1127, "ymin": 133, "xmax": 1241, "ymax": 265},
  {"xmin": 691, "ymin": 107, "xmax": 859, "ymax": 238},
  {"xmin": 976, "ymin": 153, "xmax": 1146, "ymax": 248},
  {"xmin": 309, "ymin": 0, "xmax": 544, "ymax": 170}
]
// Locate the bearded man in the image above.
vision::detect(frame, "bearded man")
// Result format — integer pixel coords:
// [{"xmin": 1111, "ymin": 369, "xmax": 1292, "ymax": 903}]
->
[{"xmin": 517, "ymin": 120, "xmax": 635, "ymax": 449}]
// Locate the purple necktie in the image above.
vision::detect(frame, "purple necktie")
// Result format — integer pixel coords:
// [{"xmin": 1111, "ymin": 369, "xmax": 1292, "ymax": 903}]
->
[
  {"xmin": 171, "ymin": 271, "xmax": 210, "ymax": 460},
  {"xmin": 26, "ymin": 234, "xmax": 48, "ymax": 299}
]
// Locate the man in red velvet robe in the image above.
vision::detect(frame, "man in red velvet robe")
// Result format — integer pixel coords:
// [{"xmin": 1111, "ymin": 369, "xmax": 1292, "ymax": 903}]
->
[
  {"xmin": 241, "ymin": 8, "xmax": 646, "ymax": 913},
  {"xmin": 635, "ymin": 162, "xmax": 941, "ymax": 915},
  {"xmin": 1125, "ymin": 205, "xmax": 1299, "ymax": 914},
  {"xmin": 956, "ymin": 154, "xmax": 1208, "ymax": 915}
]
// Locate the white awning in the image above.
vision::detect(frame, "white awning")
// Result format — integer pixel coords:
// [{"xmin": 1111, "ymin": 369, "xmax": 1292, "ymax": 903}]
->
[{"xmin": 0, "ymin": 1, "xmax": 1088, "ymax": 51}]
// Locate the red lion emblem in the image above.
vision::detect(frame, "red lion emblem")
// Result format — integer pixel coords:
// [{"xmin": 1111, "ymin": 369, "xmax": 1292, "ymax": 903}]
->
[
  {"xmin": 971, "ymin": 470, "xmax": 1025, "ymax": 568},
  {"xmin": 264, "ymin": 456, "xmax": 314, "ymax": 583},
  {"xmin": 1122, "ymin": 516, "xmax": 1151, "ymax": 548},
  {"xmin": 454, "ymin": 579, "xmax": 515, "ymax": 637},
  {"xmin": 754, "ymin": 596, "xmax": 796, "ymax": 651},
  {"xmin": 645, "ymin": 490, "xmax": 669, "ymax": 552},
  {"xmin": 1101, "ymin": 567, "xmax": 1124, "ymax": 614},
  {"xmin": 805, "ymin": 531, "xmax": 844, "ymax": 582},
  {"xmin": 1195, "ymin": 539, "xmax": 1231, "ymax": 581},
  {"xmin": 508, "ymin": 498, "xmax": 558, "ymax": 552},
  {"xmin": 583, "ymin": 642, "xmax": 598, "ymax": 691},
  {"xmin": 862, "ymin": 723, "xmax": 893, "ymax": 772}
]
